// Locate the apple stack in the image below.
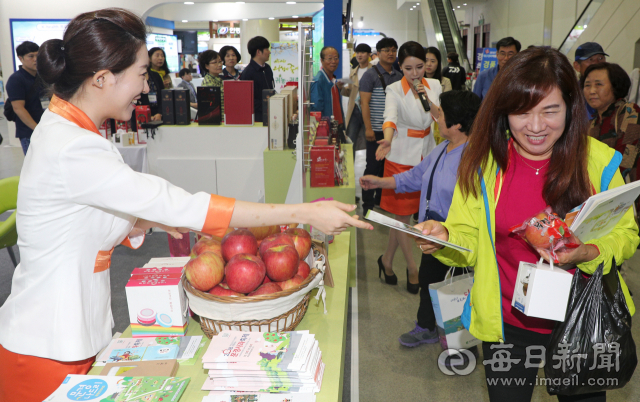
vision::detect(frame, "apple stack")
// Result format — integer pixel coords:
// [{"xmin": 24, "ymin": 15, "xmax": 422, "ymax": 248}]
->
[{"xmin": 184, "ymin": 226, "xmax": 314, "ymax": 297}]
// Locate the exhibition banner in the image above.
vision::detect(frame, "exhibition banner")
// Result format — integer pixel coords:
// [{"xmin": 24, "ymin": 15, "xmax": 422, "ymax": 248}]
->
[{"xmin": 271, "ymin": 42, "xmax": 299, "ymax": 91}]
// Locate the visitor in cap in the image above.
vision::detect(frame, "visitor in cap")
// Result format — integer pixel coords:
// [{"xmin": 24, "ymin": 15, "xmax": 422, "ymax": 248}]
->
[
  {"xmin": 473, "ymin": 37, "xmax": 521, "ymax": 101},
  {"xmin": 342, "ymin": 43, "xmax": 372, "ymax": 155},
  {"xmin": 573, "ymin": 42, "xmax": 608, "ymax": 120},
  {"xmin": 371, "ymin": 50, "xmax": 379, "ymax": 65}
]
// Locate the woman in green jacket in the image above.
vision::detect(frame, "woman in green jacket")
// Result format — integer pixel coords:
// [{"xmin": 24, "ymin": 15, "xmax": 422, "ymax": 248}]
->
[{"xmin": 416, "ymin": 48, "xmax": 637, "ymax": 402}]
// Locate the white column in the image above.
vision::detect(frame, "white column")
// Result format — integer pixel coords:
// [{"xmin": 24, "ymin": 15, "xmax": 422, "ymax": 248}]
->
[{"xmin": 240, "ymin": 19, "xmax": 280, "ymax": 64}]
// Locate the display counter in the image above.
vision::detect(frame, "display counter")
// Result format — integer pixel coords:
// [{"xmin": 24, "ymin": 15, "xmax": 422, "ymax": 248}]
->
[
  {"xmin": 145, "ymin": 123, "xmax": 268, "ymax": 202},
  {"xmin": 90, "ymin": 231, "xmax": 352, "ymax": 402}
]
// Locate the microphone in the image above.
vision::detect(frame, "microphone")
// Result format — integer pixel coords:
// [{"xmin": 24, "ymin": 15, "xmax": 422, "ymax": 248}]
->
[{"xmin": 413, "ymin": 79, "xmax": 430, "ymax": 112}]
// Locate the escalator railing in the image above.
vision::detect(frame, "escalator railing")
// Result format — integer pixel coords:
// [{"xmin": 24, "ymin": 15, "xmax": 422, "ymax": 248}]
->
[
  {"xmin": 558, "ymin": 0, "xmax": 604, "ymax": 55},
  {"xmin": 426, "ymin": 0, "xmax": 470, "ymax": 72}
]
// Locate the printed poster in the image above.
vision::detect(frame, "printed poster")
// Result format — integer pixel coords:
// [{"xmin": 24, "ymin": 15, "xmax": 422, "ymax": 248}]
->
[{"xmin": 270, "ymin": 42, "xmax": 299, "ymax": 91}]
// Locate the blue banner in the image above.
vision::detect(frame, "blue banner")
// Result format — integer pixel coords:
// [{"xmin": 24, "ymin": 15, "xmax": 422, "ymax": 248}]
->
[{"xmin": 479, "ymin": 48, "xmax": 497, "ymax": 72}]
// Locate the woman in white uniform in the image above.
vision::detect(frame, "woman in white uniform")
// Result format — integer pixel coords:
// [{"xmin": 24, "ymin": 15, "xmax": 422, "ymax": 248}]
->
[
  {"xmin": 375, "ymin": 42, "xmax": 442, "ymax": 293},
  {"xmin": 0, "ymin": 9, "xmax": 372, "ymax": 401}
]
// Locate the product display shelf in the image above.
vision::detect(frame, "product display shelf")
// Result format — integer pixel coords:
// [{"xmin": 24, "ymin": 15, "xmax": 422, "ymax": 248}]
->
[{"xmin": 89, "ymin": 231, "xmax": 352, "ymax": 402}]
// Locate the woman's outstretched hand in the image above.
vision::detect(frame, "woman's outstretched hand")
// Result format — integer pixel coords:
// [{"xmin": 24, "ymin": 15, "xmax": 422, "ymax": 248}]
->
[
  {"xmin": 305, "ymin": 201, "xmax": 374, "ymax": 235},
  {"xmin": 376, "ymin": 139, "xmax": 392, "ymax": 160},
  {"xmin": 413, "ymin": 220, "xmax": 449, "ymax": 254}
]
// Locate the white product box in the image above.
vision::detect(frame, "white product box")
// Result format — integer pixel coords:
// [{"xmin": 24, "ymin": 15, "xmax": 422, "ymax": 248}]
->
[
  {"xmin": 511, "ymin": 260, "xmax": 573, "ymax": 322},
  {"xmin": 125, "ymin": 275, "xmax": 189, "ymax": 337},
  {"xmin": 280, "ymin": 85, "xmax": 298, "ymax": 119},
  {"xmin": 268, "ymin": 94, "xmax": 288, "ymax": 150}
]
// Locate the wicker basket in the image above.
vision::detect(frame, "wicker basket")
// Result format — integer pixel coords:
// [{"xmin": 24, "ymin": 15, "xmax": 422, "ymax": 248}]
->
[{"xmin": 183, "ymin": 268, "xmax": 323, "ymax": 338}]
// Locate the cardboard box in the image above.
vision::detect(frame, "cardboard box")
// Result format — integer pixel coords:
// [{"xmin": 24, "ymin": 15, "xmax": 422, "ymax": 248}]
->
[
  {"xmin": 99, "ymin": 359, "xmax": 179, "ymax": 377},
  {"xmin": 173, "ymin": 89, "xmax": 191, "ymax": 125},
  {"xmin": 115, "ymin": 120, "xmax": 130, "ymax": 133},
  {"xmin": 310, "ymin": 145, "xmax": 335, "ymax": 187},
  {"xmin": 134, "ymin": 105, "xmax": 150, "ymax": 145},
  {"xmin": 280, "ymin": 85, "xmax": 298, "ymax": 119},
  {"xmin": 511, "ymin": 260, "xmax": 573, "ymax": 322},
  {"xmin": 224, "ymin": 80, "xmax": 254, "ymax": 125},
  {"xmin": 125, "ymin": 276, "xmax": 189, "ymax": 337},
  {"xmin": 161, "ymin": 89, "xmax": 175, "ymax": 125},
  {"xmin": 262, "ymin": 89, "xmax": 277, "ymax": 127},
  {"xmin": 131, "ymin": 267, "xmax": 184, "ymax": 276},
  {"xmin": 144, "ymin": 257, "xmax": 191, "ymax": 268},
  {"xmin": 197, "ymin": 86, "xmax": 221, "ymax": 125},
  {"xmin": 268, "ymin": 94, "xmax": 287, "ymax": 150}
]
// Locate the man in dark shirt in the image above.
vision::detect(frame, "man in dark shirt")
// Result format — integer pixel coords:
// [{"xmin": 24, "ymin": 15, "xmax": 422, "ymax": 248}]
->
[
  {"xmin": 442, "ymin": 52, "xmax": 467, "ymax": 90},
  {"xmin": 6, "ymin": 41, "xmax": 44, "ymax": 154},
  {"xmin": 239, "ymin": 36, "xmax": 275, "ymax": 123}
]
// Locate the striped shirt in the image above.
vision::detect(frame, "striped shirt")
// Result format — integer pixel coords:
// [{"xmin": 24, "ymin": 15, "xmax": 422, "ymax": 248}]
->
[{"xmin": 359, "ymin": 64, "xmax": 402, "ymax": 131}]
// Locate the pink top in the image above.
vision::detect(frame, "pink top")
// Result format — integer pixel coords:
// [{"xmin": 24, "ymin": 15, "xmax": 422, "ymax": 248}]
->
[{"xmin": 494, "ymin": 145, "xmax": 555, "ymax": 334}]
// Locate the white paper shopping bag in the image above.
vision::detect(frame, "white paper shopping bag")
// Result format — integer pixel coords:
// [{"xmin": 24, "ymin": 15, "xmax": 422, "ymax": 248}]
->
[{"xmin": 429, "ymin": 268, "xmax": 481, "ymax": 351}]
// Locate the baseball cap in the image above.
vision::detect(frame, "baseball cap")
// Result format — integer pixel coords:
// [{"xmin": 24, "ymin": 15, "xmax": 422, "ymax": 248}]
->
[
  {"xmin": 575, "ymin": 42, "xmax": 609, "ymax": 61},
  {"xmin": 355, "ymin": 43, "xmax": 372, "ymax": 53}
]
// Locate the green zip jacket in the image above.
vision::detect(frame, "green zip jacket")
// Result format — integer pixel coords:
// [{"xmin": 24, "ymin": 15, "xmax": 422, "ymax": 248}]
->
[{"xmin": 434, "ymin": 137, "xmax": 638, "ymax": 343}]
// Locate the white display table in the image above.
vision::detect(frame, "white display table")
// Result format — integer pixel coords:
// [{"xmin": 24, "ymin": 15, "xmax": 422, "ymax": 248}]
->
[
  {"xmin": 115, "ymin": 144, "xmax": 149, "ymax": 173},
  {"xmin": 144, "ymin": 123, "xmax": 268, "ymax": 202}
]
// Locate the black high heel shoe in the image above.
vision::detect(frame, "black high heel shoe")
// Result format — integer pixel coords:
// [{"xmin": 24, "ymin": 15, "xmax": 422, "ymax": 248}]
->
[
  {"xmin": 406, "ymin": 269, "xmax": 420, "ymax": 294},
  {"xmin": 378, "ymin": 256, "xmax": 397, "ymax": 285}
]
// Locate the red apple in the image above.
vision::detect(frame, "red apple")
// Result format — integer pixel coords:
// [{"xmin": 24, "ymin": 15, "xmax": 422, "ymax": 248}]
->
[
  {"xmin": 191, "ymin": 238, "xmax": 222, "ymax": 258},
  {"xmin": 296, "ymin": 261, "xmax": 311, "ymax": 279},
  {"xmin": 262, "ymin": 244, "xmax": 299, "ymax": 282},
  {"xmin": 285, "ymin": 228, "xmax": 312, "ymax": 260},
  {"xmin": 225, "ymin": 253, "xmax": 266, "ymax": 294},
  {"xmin": 259, "ymin": 233, "xmax": 295, "ymax": 258},
  {"xmin": 262, "ymin": 275, "xmax": 272, "ymax": 284},
  {"xmin": 248, "ymin": 282, "xmax": 283, "ymax": 296},
  {"xmin": 277, "ymin": 274, "xmax": 305, "ymax": 290},
  {"xmin": 184, "ymin": 252, "xmax": 225, "ymax": 291},
  {"xmin": 221, "ymin": 229, "xmax": 259, "ymax": 262},
  {"xmin": 246, "ymin": 225, "xmax": 280, "ymax": 241},
  {"xmin": 208, "ymin": 285, "xmax": 243, "ymax": 297}
]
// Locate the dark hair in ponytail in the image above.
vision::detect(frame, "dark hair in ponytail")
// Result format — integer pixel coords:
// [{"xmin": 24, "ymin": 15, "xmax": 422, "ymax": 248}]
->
[{"xmin": 38, "ymin": 8, "xmax": 147, "ymax": 100}]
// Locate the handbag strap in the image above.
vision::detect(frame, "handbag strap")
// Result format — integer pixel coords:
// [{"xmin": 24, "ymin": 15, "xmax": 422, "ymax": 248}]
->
[
  {"xmin": 424, "ymin": 147, "xmax": 447, "ymax": 218},
  {"xmin": 374, "ymin": 64, "xmax": 388, "ymax": 91},
  {"xmin": 479, "ymin": 167, "xmax": 506, "ymax": 341}
]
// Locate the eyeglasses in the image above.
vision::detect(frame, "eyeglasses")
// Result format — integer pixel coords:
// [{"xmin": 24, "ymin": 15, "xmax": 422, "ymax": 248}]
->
[{"xmin": 380, "ymin": 48, "xmax": 398, "ymax": 54}]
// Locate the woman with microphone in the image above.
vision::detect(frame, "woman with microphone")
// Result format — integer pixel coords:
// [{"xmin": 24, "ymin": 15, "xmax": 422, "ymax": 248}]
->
[{"xmin": 374, "ymin": 41, "xmax": 442, "ymax": 293}]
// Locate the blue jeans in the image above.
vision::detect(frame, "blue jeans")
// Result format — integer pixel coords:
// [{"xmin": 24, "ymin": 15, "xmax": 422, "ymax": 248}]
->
[{"xmin": 20, "ymin": 137, "xmax": 30, "ymax": 155}]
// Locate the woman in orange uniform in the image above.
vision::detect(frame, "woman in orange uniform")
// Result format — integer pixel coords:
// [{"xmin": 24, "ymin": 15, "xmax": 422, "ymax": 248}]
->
[{"xmin": 0, "ymin": 9, "xmax": 371, "ymax": 402}]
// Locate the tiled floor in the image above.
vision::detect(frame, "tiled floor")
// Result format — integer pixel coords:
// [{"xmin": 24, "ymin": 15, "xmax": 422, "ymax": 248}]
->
[{"xmin": 2, "ymin": 145, "xmax": 640, "ymax": 401}]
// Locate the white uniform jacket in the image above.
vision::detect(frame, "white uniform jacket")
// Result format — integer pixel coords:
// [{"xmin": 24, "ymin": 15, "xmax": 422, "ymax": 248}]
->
[
  {"xmin": 0, "ymin": 104, "xmax": 234, "ymax": 362},
  {"xmin": 382, "ymin": 77, "xmax": 442, "ymax": 166}
]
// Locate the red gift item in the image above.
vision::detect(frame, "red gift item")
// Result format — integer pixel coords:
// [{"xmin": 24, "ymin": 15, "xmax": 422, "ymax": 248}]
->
[{"xmin": 510, "ymin": 207, "xmax": 579, "ymax": 263}]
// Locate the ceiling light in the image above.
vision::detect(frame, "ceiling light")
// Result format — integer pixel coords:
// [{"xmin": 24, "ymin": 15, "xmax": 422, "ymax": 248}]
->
[
  {"xmin": 182, "ymin": 20, "xmax": 189, "ymax": 22},
  {"xmin": 457, "ymin": 6, "xmax": 460, "ymax": 8},
  {"xmin": 184, "ymin": 1, "xmax": 194, "ymax": 4},
  {"xmin": 292, "ymin": 15, "xmax": 299, "ymax": 18},
  {"xmin": 358, "ymin": 16, "xmax": 363, "ymax": 28},
  {"xmin": 286, "ymin": 1, "xmax": 296, "ymax": 4},
  {"xmin": 463, "ymin": 3, "xmax": 467, "ymax": 5},
  {"xmin": 269, "ymin": 17, "xmax": 275, "ymax": 20},
  {"xmin": 212, "ymin": 20, "xmax": 218, "ymax": 22},
  {"xmin": 584, "ymin": 25, "xmax": 588, "ymax": 28},
  {"xmin": 243, "ymin": 18, "xmax": 249, "ymax": 21},
  {"xmin": 416, "ymin": 2, "xmax": 420, "ymax": 4}
]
